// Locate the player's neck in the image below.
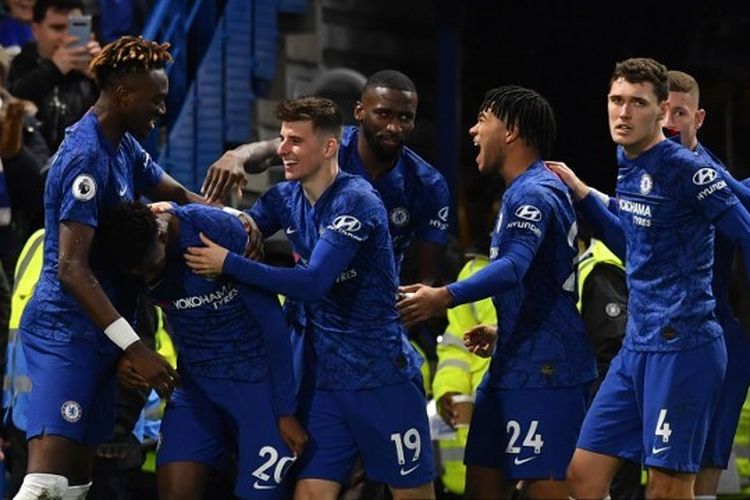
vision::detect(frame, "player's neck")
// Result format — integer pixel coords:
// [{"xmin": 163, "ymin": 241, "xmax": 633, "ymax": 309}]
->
[
  {"xmin": 357, "ymin": 133, "xmax": 396, "ymax": 179},
  {"xmin": 500, "ymin": 150, "xmax": 538, "ymax": 185},
  {"xmin": 92, "ymin": 96, "xmax": 127, "ymax": 146},
  {"xmin": 622, "ymin": 130, "xmax": 666, "ymax": 159},
  {"xmin": 302, "ymin": 160, "xmax": 340, "ymax": 205}
]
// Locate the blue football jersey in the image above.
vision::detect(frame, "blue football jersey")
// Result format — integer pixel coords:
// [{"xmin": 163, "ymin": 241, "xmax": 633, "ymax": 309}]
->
[
  {"xmin": 339, "ymin": 126, "xmax": 451, "ymax": 272},
  {"xmin": 615, "ymin": 140, "xmax": 738, "ymax": 351},
  {"xmin": 249, "ymin": 171, "xmax": 421, "ymax": 390},
  {"xmin": 20, "ymin": 111, "xmax": 163, "ymax": 347},
  {"xmin": 694, "ymin": 144, "xmax": 746, "ymax": 344},
  {"xmin": 486, "ymin": 161, "xmax": 596, "ymax": 389}
]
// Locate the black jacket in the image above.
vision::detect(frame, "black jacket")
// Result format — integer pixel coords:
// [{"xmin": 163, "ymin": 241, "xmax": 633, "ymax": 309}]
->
[{"xmin": 8, "ymin": 42, "xmax": 98, "ymax": 151}]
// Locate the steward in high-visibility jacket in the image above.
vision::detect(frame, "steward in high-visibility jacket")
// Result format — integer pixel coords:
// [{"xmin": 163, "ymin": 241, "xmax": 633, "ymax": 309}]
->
[
  {"xmin": 431, "ymin": 254, "xmax": 496, "ymax": 496},
  {"xmin": 140, "ymin": 307, "xmax": 176, "ymax": 474},
  {"xmin": 3, "ymin": 228, "xmax": 44, "ymax": 432},
  {"xmin": 576, "ymin": 238, "xmax": 627, "ymax": 390}
]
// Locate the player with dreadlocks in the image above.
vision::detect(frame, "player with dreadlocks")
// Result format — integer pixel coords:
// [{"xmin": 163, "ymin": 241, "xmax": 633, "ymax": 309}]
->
[
  {"xmin": 14, "ymin": 35, "xmax": 203, "ymax": 499},
  {"xmin": 397, "ymin": 85, "xmax": 596, "ymax": 499}
]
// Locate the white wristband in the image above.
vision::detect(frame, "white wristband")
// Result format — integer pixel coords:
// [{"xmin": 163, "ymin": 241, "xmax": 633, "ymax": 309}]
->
[
  {"xmin": 104, "ymin": 317, "xmax": 140, "ymax": 350},
  {"xmin": 221, "ymin": 206, "xmax": 242, "ymax": 216}
]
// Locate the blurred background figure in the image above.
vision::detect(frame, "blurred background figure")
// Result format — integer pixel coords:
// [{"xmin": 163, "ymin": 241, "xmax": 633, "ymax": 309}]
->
[
  {"xmin": 0, "ymin": 0, "xmax": 34, "ymax": 55},
  {"xmin": 7, "ymin": 0, "xmax": 100, "ymax": 151}
]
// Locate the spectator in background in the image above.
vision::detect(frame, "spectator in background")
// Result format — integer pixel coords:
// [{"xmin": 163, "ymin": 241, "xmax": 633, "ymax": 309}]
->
[
  {"xmin": 8, "ymin": 0, "xmax": 100, "ymax": 151},
  {"xmin": 0, "ymin": 0, "xmax": 34, "ymax": 55},
  {"xmin": 0, "ymin": 78, "xmax": 48, "ymax": 277}
]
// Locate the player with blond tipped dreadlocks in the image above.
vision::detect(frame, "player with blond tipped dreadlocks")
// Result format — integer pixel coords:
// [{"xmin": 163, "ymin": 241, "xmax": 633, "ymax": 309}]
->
[{"xmin": 14, "ymin": 35, "xmax": 204, "ymax": 500}]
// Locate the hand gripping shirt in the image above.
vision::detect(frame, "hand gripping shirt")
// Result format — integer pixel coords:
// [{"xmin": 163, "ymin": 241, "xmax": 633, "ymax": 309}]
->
[
  {"xmin": 339, "ymin": 125, "xmax": 451, "ymax": 272},
  {"xmin": 615, "ymin": 140, "xmax": 738, "ymax": 351},
  {"xmin": 486, "ymin": 162, "xmax": 596, "ymax": 389},
  {"xmin": 248, "ymin": 171, "xmax": 421, "ymax": 390},
  {"xmin": 20, "ymin": 111, "xmax": 163, "ymax": 347},
  {"xmin": 148, "ymin": 204, "xmax": 295, "ymax": 415}
]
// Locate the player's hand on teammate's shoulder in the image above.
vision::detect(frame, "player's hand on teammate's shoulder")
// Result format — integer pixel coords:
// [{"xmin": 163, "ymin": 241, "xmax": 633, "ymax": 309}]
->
[
  {"xmin": 463, "ymin": 324, "xmax": 497, "ymax": 358},
  {"xmin": 184, "ymin": 232, "xmax": 230, "ymax": 276},
  {"xmin": 397, "ymin": 283, "xmax": 453, "ymax": 329},
  {"xmin": 545, "ymin": 161, "xmax": 591, "ymax": 201},
  {"xmin": 278, "ymin": 415, "xmax": 308, "ymax": 457},
  {"xmin": 123, "ymin": 341, "xmax": 180, "ymax": 398},
  {"xmin": 217, "ymin": 207, "xmax": 264, "ymax": 261}
]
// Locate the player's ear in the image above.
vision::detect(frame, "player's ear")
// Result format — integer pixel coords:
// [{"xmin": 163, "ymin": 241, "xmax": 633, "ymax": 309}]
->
[
  {"xmin": 696, "ymin": 108, "xmax": 706, "ymax": 130},
  {"xmin": 114, "ymin": 83, "xmax": 133, "ymax": 108},
  {"xmin": 657, "ymin": 100, "xmax": 669, "ymax": 123},
  {"xmin": 156, "ymin": 217, "xmax": 169, "ymax": 244},
  {"xmin": 323, "ymin": 136, "xmax": 338, "ymax": 159},
  {"xmin": 354, "ymin": 101, "xmax": 364, "ymax": 123},
  {"xmin": 505, "ymin": 124, "xmax": 520, "ymax": 144}
]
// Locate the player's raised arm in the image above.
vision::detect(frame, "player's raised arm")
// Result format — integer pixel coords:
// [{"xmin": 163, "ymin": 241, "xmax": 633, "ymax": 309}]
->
[{"xmin": 201, "ymin": 138, "xmax": 281, "ymax": 203}]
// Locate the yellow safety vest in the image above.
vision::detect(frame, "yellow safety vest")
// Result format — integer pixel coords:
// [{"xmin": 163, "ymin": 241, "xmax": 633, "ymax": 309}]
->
[
  {"xmin": 141, "ymin": 306, "xmax": 176, "ymax": 474},
  {"xmin": 576, "ymin": 239, "xmax": 624, "ymax": 312},
  {"xmin": 3, "ymin": 229, "xmax": 45, "ymax": 429},
  {"xmin": 431, "ymin": 255, "xmax": 496, "ymax": 495}
]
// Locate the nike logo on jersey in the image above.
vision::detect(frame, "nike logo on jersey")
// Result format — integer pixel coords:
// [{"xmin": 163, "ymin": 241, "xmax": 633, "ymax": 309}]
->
[
  {"xmin": 285, "ymin": 227, "xmax": 297, "ymax": 234},
  {"xmin": 513, "ymin": 456, "xmax": 537, "ymax": 466},
  {"xmin": 252, "ymin": 481, "xmax": 277, "ymax": 490},
  {"xmin": 651, "ymin": 445, "xmax": 671, "ymax": 455},
  {"xmin": 400, "ymin": 463, "xmax": 420, "ymax": 476},
  {"xmin": 117, "ymin": 184, "xmax": 127, "ymax": 197}
]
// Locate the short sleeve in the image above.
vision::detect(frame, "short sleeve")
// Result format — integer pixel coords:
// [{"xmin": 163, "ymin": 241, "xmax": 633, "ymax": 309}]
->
[
  {"xmin": 58, "ymin": 152, "xmax": 107, "ymax": 228},
  {"xmin": 414, "ymin": 173, "xmax": 451, "ymax": 245},
  {"xmin": 127, "ymin": 135, "xmax": 164, "ymax": 193},
  {"xmin": 180, "ymin": 206, "xmax": 248, "ymax": 255},
  {"xmin": 248, "ymin": 186, "xmax": 284, "ymax": 237},
  {"xmin": 495, "ymin": 189, "xmax": 553, "ymax": 258},
  {"xmin": 320, "ymin": 189, "xmax": 379, "ymax": 254}
]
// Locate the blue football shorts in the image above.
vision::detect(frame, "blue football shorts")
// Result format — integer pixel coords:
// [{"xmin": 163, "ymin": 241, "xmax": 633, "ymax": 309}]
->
[
  {"xmin": 577, "ymin": 337, "xmax": 726, "ymax": 473},
  {"xmin": 157, "ymin": 376, "xmax": 296, "ymax": 499},
  {"xmin": 464, "ymin": 382, "xmax": 591, "ymax": 480},
  {"xmin": 295, "ymin": 377, "xmax": 435, "ymax": 489}
]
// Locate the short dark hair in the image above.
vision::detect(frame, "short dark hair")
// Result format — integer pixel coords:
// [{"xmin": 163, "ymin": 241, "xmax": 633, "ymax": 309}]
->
[
  {"xmin": 362, "ymin": 69, "xmax": 417, "ymax": 95},
  {"xmin": 277, "ymin": 96, "xmax": 343, "ymax": 139},
  {"xmin": 667, "ymin": 70, "xmax": 700, "ymax": 100},
  {"xmin": 479, "ymin": 85, "xmax": 557, "ymax": 158},
  {"xmin": 610, "ymin": 57, "xmax": 669, "ymax": 103},
  {"xmin": 90, "ymin": 36, "xmax": 172, "ymax": 90},
  {"xmin": 96, "ymin": 201, "xmax": 158, "ymax": 273},
  {"xmin": 33, "ymin": 0, "xmax": 84, "ymax": 23}
]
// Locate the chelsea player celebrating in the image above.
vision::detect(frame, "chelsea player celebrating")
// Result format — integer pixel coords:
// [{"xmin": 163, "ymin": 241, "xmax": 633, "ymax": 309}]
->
[
  {"xmin": 397, "ymin": 86, "xmax": 596, "ymax": 499},
  {"xmin": 14, "ymin": 36, "xmax": 204, "ymax": 500},
  {"xmin": 97, "ymin": 201, "xmax": 306, "ymax": 499},
  {"xmin": 549, "ymin": 58, "xmax": 750, "ymax": 500},
  {"xmin": 201, "ymin": 69, "xmax": 451, "ymax": 282},
  {"xmin": 184, "ymin": 97, "xmax": 436, "ymax": 500}
]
